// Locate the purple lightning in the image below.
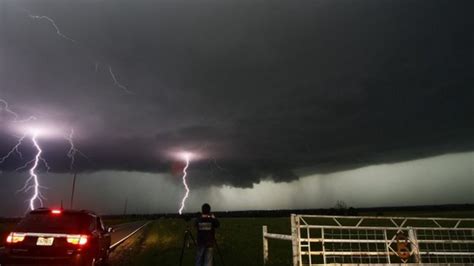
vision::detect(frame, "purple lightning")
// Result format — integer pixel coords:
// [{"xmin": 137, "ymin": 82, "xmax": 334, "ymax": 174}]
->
[
  {"xmin": 13, "ymin": 131, "xmax": 50, "ymax": 210},
  {"xmin": 28, "ymin": 132, "xmax": 43, "ymax": 210},
  {"xmin": 0, "ymin": 98, "xmax": 36, "ymax": 123},
  {"xmin": 0, "ymin": 98, "xmax": 20, "ymax": 122},
  {"xmin": 0, "ymin": 135, "xmax": 26, "ymax": 164},
  {"xmin": 178, "ymin": 153, "xmax": 191, "ymax": 215},
  {"xmin": 65, "ymin": 128, "xmax": 78, "ymax": 171},
  {"xmin": 11, "ymin": 131, "xmax": 50, "ymax": 211},
  {"xmin": 0, "ymin": 97, "xmax": 87, "ymax": 210},
  {"xmin": 65, "ymin": 128, "xmax": 88, "ymax": 172},
  {"xmin": 0, "ymin": 98, "xmax": 35, "ymax": 165}
]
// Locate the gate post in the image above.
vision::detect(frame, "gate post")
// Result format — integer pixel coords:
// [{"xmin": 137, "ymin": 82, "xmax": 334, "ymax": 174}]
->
[
  {"xmin": 408, "ymin": 227, "xmax": 421, "ymax": 263},
  {"xmin": 263, "ymin": 225, "xmax": 269, "ymax": 264},
  {"xmin": 291, "ymin": 214, "xmax": 300, "ymax": 266}
]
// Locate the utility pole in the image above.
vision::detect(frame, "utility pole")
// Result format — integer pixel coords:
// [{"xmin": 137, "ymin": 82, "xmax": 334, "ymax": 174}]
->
[
  {"xmin": 70, "ymin": 172, "xmax": 77, "ymax": 209},
  {"xmin": 123, "ymin": 198, "xmax": 128, "ymax": 216}
]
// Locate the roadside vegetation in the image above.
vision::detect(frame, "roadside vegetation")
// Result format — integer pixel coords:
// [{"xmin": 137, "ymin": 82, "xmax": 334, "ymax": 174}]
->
[
  {"xmin": 113, "ymin": 217, "xmax": 292, "ymax": 266},
  {"xmin": 109, "ymin": 209, "xmax": 474, "ymax": 266}
]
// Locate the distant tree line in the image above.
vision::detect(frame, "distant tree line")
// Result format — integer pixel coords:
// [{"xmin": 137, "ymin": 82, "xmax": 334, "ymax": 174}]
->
[{"xmin": 95, "ymin": 203, "xmax": 474, "ymax": 220}]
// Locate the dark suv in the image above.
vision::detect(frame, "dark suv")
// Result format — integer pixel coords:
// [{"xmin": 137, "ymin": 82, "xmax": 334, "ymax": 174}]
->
[{"xmin": 1, "ymin": 208, "xmax": 112, "ymax": 265}]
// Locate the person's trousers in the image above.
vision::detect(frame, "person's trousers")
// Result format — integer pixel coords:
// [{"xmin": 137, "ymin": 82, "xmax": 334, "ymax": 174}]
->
[{"xmin": 195, "ymin": 246, "xmax": 213, "ymax": 266}]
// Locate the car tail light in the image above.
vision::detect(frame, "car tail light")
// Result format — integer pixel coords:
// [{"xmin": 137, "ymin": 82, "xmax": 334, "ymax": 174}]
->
[
  {"xmin": 66, "ymin": 235, "xmax": 88, "ymax": 246},
  {"xmin": 51, "ymin": 209, "xmax": 62, "ymax": 215},
  {"xmin": 6, "ymin": 232, "xmax": 26, "ymax": 243}
]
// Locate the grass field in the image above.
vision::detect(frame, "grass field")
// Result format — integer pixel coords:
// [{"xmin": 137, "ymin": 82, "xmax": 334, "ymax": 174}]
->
[
  {"xmin": 112, "ymin": 210, "xmax": 474, "ymax": 266},
  {"xmin": 2, "ymin": 210, "xmax": 473, "ymax": 265},
  {"xmin": 115, "ymin": 217, "xmax": 292, "ymax": 266}
]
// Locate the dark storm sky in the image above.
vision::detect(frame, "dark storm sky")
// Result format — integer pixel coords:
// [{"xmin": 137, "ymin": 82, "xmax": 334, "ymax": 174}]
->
[{"xmin": 1, "ymin": 0, "xmax": 473, "ymax": 190}]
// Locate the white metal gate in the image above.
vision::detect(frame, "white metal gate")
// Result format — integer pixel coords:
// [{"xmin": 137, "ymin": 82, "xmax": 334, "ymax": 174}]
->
[{"xmin": 263, "ymin": 214, "xmax": 474, "ymax": 265}]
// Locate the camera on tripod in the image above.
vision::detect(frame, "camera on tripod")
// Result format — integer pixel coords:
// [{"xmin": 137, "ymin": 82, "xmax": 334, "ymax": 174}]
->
[{"xmin": 179, "ymin": 215, "xmax": 225, "ymax": 266}]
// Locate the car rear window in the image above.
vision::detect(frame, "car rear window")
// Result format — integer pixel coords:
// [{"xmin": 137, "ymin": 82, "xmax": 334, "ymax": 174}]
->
[{"xmin": 15, "ymin": 212, "xmax": 95, "ymax": 233}]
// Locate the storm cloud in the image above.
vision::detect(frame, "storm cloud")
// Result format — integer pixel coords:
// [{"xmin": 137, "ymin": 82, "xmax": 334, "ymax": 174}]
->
[{"xmin": 1, "ymin": 0, "xmax": 473, "ymax": 188}]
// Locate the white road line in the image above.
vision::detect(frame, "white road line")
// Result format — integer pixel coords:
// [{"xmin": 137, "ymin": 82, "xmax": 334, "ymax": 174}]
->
[
  {"xmin": 109, "ymin": 221, "xmax": 151, "ymax": 250},
  {"xmin": 113, "ymin": 220, "xmax": 145, "ymax": 230}
]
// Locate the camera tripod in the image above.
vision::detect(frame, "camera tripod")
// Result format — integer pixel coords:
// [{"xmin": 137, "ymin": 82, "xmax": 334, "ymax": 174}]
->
[{"xmin": 179, "ymin": 229, "xmax": 225, "ymax": 266}]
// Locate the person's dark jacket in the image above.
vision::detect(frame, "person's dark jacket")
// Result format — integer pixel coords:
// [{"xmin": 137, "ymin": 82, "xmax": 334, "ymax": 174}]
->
[{"xmin": 195, "ymin": 214, "xmax": 220, "ymax": 247}]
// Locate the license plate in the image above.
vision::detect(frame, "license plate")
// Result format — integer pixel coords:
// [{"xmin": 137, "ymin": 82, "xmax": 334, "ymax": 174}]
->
[{"xmin": 36, "ymin": 237, "xmax": 54, "ymax": 246}]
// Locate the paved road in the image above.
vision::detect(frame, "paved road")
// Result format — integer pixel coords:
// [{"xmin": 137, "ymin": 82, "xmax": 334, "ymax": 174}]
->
[{"xmin": 109, "ymin": 221, "xmax": 150, "ymax": 249}]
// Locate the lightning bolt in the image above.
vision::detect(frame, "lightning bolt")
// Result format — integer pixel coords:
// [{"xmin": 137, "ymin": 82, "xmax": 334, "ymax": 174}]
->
[
  {"xmin": 12, "ymin": 132, "xmax": 49, "ymax": 211},
  {"xmin": 66, "ymin": 129, "xmax": 77, "ymax": 170},
  {"xmin": 65, "ymin": 128, "xmax": 88, "ymax": 171},
  {"xmin": 28, "ymin": 132, "xmax": 44, "ymax": 210},
  {"xmin": 1, "ymin": 98, "xmax": 71, "ymax": 210},
  {"xmin": 0, "ymin": 135, "xmax": 26, "ymax": 164},
  {"xmin": 0, "ymin": 98, "xmax": 20, "ymax": 121},
  {"xmin": 1, "ymin": 98, "xmax": 89, "ymax": 210},
  {"xmin": 0, "ymin": 98, "xmax": 36, "ymax": 123},
  {"xmin": 0, "ymin": 98, "xmax": 36, "ymax": 165},
  {"xmin": 3, "ymin": 134, "xmax": 49, "ymax": 211},
  {"xmin": 28, "ymin": 14, "xmax": 76, "ymax": 43},
  {"xmin": 178, "ymin": 154, "xmax": 191, "ymax": 215},
  {"xmin": 18, "ymin": 6, "xmax": 133, "ymax": 93},
  {"xmin": 20, "ymin": 7, "xmax": 133, "ymax": 93},
  {"xmin": 13, "ymin": 129, "xmax": 86, "ymax": 211},
  {"xmin": 108, "ymin": 66, "xmax": 133, "ymax": 94}
]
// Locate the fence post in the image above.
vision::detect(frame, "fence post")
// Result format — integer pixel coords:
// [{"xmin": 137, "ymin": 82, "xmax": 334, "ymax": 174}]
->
[
  {"xmin": 408, "ymin": 227, "xmax": 421, "ymax": 263},
  {"xmin": 263, "ymin": 225, "xmax": 269, "ymax": 265},
  {"xmin": 291, "ymin": 214, "xmax": 300, "ymax": 266}
]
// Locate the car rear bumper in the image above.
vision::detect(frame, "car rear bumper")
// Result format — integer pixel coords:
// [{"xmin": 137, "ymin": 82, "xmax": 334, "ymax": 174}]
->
[{"xmin": 1, "ymin": 253, "xmax": 90, "ymax": 265}]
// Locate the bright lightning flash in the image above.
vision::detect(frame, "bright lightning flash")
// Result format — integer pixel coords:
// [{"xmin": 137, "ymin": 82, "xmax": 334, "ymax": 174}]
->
[
  {"xmin": 178, "ymin": 152, "xmax": 192, "ymax": 215},
  {"xmin": 65, "ymin": 128, "xmax": 87, "ymax": 171},
  {"xmin": 13, "ymin": 130, "xmax": 50, "ymax": 211},
  {"xmin": 28, "ymin": 132, "xmax": 44, "ymax": 210},
  {"xmin": 1, "ymin": 99, "xmax": 58, "ymax": 210},
  {"xmin": 0, "ymin": 101, "xmax": 78, "ymax": 211}
]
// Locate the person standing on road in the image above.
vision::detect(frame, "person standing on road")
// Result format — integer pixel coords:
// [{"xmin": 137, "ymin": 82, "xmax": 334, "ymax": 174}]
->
[{"xmin": 195, "ymin": 203, "xmax": 220, "ymax": 266}]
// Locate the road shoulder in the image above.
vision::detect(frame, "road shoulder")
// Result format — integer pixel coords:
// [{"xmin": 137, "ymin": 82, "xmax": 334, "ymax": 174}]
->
[{"xmin": 109, "ymin": 222, "xmax": 152, "ymax": 265}]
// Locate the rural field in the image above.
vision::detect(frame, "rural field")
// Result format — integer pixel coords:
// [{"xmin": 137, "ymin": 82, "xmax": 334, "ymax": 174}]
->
[
  {"xmin": 109, "ymin": 217, "xmax": 292, "ymax": 266},
  {"xmin": 108, "ymin": 209, "xmax": 474, "ymax": 266},
  {"xmin": 1, "ymin": 209, "xmax": 473, "ymax": 266}
]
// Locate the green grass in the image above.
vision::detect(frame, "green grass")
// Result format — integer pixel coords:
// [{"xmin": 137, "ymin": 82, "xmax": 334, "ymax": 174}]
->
[
  {"xmin": 123, "ymin": 211, "xmax": 474, "ymax": 266},
  {"xmin": 130, "ymin": 217, "xmax": 292, "ymax": 266}
]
